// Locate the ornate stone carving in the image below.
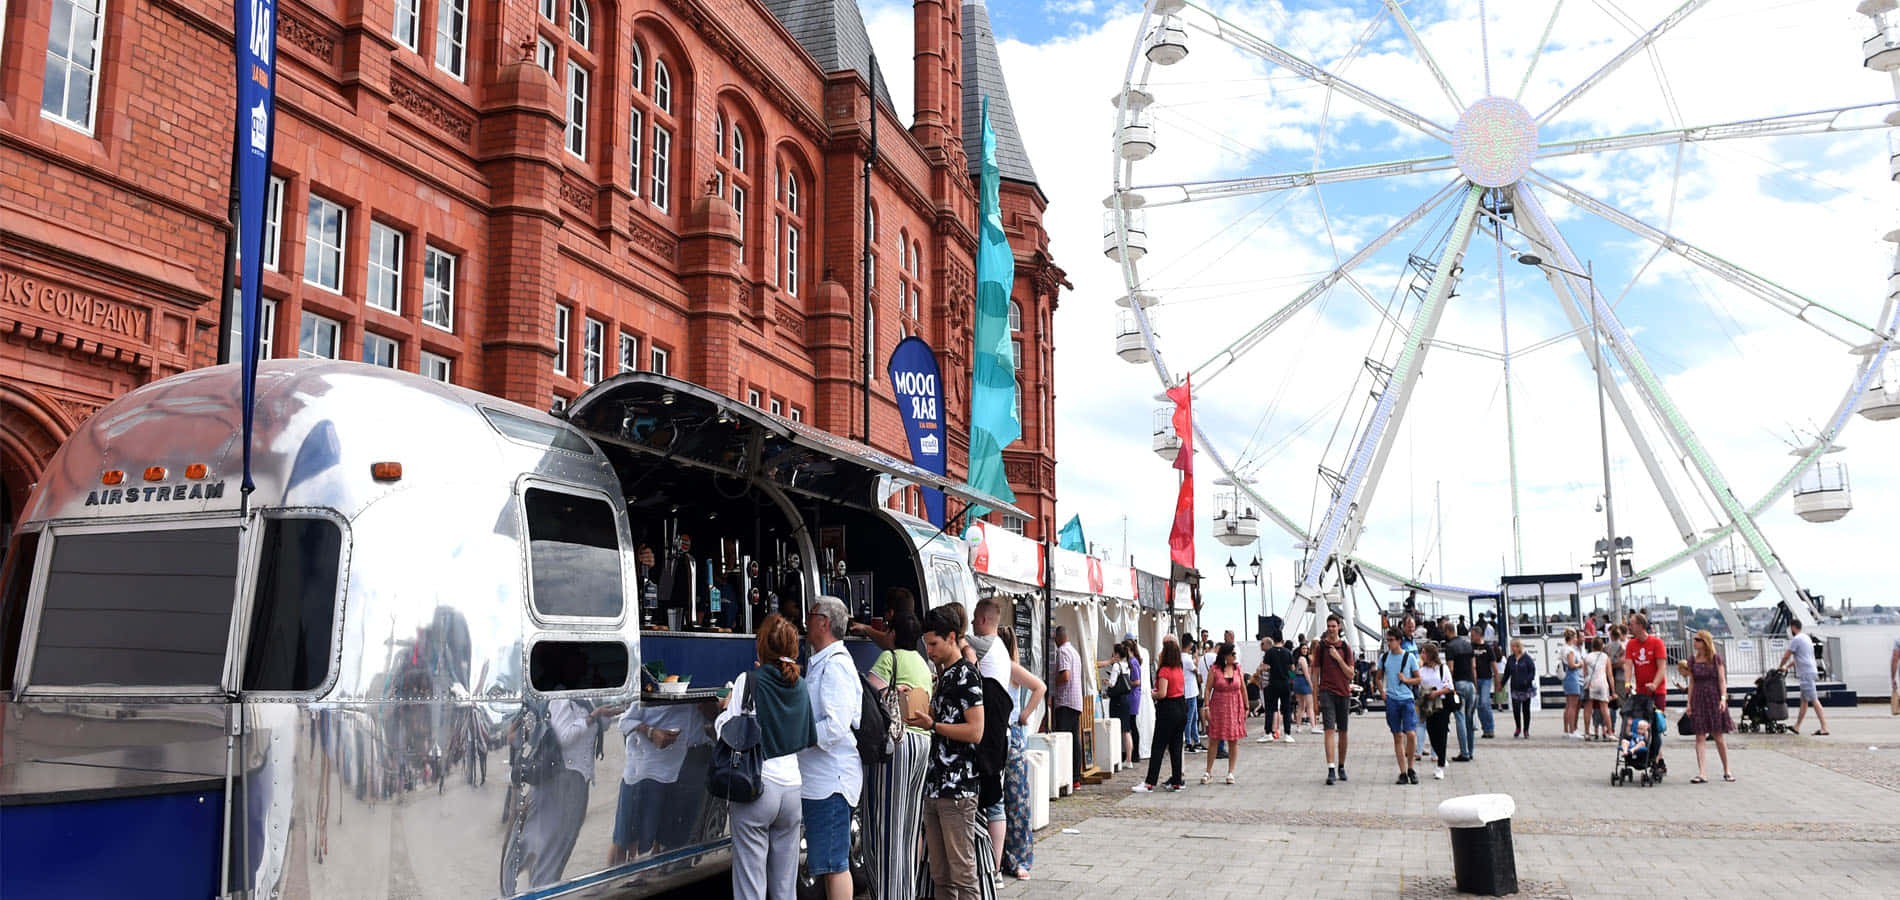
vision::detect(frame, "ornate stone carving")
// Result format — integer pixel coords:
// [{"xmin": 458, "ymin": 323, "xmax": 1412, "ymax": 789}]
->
[
  {"xmin": 390, "ymin": 77, "xmax": 474, "ymax": 143},
  {"xmin": 560, "ymin": 177, "xmax": 594, "ymax": 213},
  {"xmin": 279, "ymin": 13, "xmax": 337, "ymax": 65},
  {"xmin": 1005, "ymin": 459, "xmax": 1033, "ymax": 485},
  {"xmin": 773, "ymin": 302, "xmax": 806, "ymax": 340},
  {"xmin": 630, "ymin": 222, "xmax": 679, "ymax": 262},
  {"xmin": 54, "ymin": 397, "xmax": 101, "ymax": 427}
]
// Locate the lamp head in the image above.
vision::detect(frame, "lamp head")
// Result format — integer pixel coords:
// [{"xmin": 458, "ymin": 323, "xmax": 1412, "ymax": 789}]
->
[
  {"xmin": 1513, "ymin": 251, "xmax": 1545, "ymax": 267},
  {"xmin": 1225, "ymin": 556, "xmax": 1237, "ymax": 578}
]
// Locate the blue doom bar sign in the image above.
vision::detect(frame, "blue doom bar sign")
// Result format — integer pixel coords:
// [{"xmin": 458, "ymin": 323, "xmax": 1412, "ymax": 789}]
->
[
  {"xmin": 236, "ymin": 0, "xmax": 277, "ymax": 496},
  {"xmin": 888, "ymin": 336, "xmax": 946, "ymax": 526}
]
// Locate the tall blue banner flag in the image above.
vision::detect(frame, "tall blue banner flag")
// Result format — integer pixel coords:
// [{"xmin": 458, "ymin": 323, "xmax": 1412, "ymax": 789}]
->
[
  {"xmin": 965, "ymin": 97, "xmax": 1019, "ymax": 520},
  {"xmin": 235, "ymin": 0, "xmax": 278, "ymax": 498},
  {"xmin": 887, "ymin": 337, "xmax": 947, "ymax": 526}
]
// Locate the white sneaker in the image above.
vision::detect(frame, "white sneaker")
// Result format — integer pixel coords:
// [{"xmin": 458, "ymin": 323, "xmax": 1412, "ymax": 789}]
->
[
  {"xmin": 1434, "ymin": 768, "xmax": 1445, "ymax": 780},
  {"xmin": 1282, "ymin": 735, "xmax": 1295, "ymax": 744},
  {"xmin": 1131, "ymin": 783, "xmax": 1154, "ymax": 793},
  {"xmin": 1310, "ymin": 726, "xmax": 1322, "ymax": 734},
  {"xmin": 1256, "ymin": 736, "xmax": 1272, "ymax": 743}
]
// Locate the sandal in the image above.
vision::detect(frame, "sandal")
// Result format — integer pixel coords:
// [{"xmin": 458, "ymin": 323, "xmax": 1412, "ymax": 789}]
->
[
  {"xmin": 1723, "ymin": 773, "xmax": 1736, "ymax": 782},
  {"xmin": 1690, "ymin": 776, "xmax": 1707, "ymax": 784},
  {"xmin": 1224, "ymin": 773, "xmax": 1236, "ymax": 784},
  {"xmin": 1200, "ymin": 773, "xmax": 1212, "ymax": 785}
]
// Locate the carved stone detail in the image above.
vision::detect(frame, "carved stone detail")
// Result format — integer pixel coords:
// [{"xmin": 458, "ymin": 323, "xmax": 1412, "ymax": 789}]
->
[
  {"xmin": 630, "ymin": 222, "xmax": 679, "ymax": 262},
  {"xmin": 390, "ymin": 77, "xmax": 474, "ymax": 142},
  {"xmin": 279, "ymin": 14, "xmax": 338, "ymax": 65},
  {"xmin": 773, "ymin": 302, "xmax": 806, "ymax": 340},
  {"xmin": 54, "ymin": 397, "xmax": 101, "ymax": 427},
  {"xmin": 559, "ymin": 177, "xmax": 594, "ymax": 213}
]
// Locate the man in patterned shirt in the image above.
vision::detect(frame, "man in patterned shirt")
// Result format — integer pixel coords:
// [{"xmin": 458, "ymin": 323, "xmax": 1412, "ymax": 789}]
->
[{"xmin": 909, "ymin": 605, "xmax": 987, "ymax": 900}]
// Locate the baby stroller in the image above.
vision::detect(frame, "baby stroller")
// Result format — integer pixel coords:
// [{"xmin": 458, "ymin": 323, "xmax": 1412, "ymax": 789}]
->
[
  {"xmin": 1351, "ymin": 659, "xmax": 1377, "ymax": 714},
  {"xmin": 1610, "ymin": 707, "xmax": 1668, "ymax": 787},
  {"xmin": 1739, "ymin": 669, "xmax": 1790, "ymax": 733}
]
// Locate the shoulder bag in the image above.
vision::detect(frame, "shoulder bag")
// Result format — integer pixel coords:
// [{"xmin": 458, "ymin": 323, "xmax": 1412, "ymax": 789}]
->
[{"xmin": 707, "ymin": 674, "xmax": 764, "ymax": 803}]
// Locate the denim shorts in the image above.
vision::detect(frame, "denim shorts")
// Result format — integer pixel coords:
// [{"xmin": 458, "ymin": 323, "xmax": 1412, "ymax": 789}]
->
[
  {"xmin": 1384, "ymin": 698, "xmax": 1418, "ymax": 734},
  {"xmin": 800, "ymin": 793, "xmax": 852, "ymax": 876},
  {"xmin": 983, "ymin": 797, "xmax": 1006, "ymax": 823}
]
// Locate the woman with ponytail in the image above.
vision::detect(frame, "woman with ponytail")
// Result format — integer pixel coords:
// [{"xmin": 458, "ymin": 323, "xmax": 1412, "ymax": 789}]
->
[{"xmin": 716, "ymin": 614, "xmax": 816, "ymax": 899}]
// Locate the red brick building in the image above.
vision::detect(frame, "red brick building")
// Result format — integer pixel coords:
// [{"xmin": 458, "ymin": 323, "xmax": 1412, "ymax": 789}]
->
[{"xmin": 0, "ymin": 0, "xmax": 1063, "ymax": 541}]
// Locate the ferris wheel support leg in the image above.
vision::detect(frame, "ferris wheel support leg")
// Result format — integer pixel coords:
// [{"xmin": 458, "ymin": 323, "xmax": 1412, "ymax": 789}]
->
[
  {"xmin": 1514, "ymin": 186, "xmax": 1818, "ymax": 631},
  {"xmin": 1509, "ymin": 187, "xmax": 1720, "ymax": 588},
  {"xmin": 1298, "ymin": 182, "xmax": 1486, "ymax": 602}
]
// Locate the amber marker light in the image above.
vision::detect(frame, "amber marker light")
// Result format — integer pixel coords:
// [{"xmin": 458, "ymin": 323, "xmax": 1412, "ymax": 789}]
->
[
  {"xmin": 143, "ymin": 466, "xmax": 167, "ymax": 482},
  {"xmin": 370, "ymin": 462, "xmax": 403, "ymax": 482},
  {"xmin": 185, "ymin": 464, "xmax": 209, "ymax": 480},
  {"xmin": 102, "ymin": 470, "xmax": 125, "ymax": 486}
]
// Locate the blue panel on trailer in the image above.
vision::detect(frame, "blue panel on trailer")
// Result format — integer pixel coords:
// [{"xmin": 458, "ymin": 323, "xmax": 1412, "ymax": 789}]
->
[
  {"xmin": 0, "ymin": 787, "xmax": 222, "ymax": 899},
  {"xmin": 642, "ymin": 634, "xmax": 881, "ymax": 687}
]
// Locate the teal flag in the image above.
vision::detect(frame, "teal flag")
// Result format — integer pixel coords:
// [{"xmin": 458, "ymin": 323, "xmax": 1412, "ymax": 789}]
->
[
  {"xmin": 1058, "ymin": 515, "xmax": 1086, "ymax": 553},
  {"xmin": 966, "ymin": 97, "xmax": 1019, "ymax": 519}
]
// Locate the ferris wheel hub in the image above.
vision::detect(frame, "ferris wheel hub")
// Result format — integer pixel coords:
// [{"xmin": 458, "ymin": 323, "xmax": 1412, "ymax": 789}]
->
[{"xmin": 1452, "ymin": 96, "xmax": 1539, "ymax": 188}]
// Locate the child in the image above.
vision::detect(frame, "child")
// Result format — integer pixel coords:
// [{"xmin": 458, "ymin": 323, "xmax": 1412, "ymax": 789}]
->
[{"xmin": 1620, "ymin": 717, "xmax": 1651, "ymax": 764}]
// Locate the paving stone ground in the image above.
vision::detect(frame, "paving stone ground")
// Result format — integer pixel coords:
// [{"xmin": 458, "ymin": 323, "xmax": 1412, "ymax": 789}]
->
[{"xmin": 999, "ymin": 705, "xmax": 1900, "ymax": 899}]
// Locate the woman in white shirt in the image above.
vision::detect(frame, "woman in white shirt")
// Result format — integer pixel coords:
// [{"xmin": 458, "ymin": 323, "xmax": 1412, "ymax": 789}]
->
[
  {"xmin": 1415, "ymin": 643, "xmax": 1456, "ymax": 781},
  {"xmin": 1583, "ymin": 638, "xmax": 1613, "ymax": 741},
  {"xmin": 715, "ymin": 615, "xmax": 816, "ymax": 900}
]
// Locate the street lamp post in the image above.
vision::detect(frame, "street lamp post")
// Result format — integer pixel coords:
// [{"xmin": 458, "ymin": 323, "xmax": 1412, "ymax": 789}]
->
[
  {"xmin": 1517, "ymin": 252, "xmax": 1622, "ymax": 620},
  {"xmin": 1227, "ymin": 554, "xmax": 1263, "ymax": 641}
]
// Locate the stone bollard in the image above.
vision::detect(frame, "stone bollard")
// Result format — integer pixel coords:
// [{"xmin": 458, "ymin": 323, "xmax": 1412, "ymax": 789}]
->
[{"xmin": 1435, "ymin": 793, "xmax": 1517, "ymax": 896}]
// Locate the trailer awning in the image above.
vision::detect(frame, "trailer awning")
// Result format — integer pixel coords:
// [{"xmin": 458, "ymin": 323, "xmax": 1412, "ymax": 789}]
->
[{"xmin": 566, "ymin": 373, "xmax": 1027, "ymax": 517}]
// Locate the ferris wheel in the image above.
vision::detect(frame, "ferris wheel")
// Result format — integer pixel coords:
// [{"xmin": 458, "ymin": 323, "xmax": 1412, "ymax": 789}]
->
[{"xmin": 1106, "ymin": 0, "xmax": 1900, "ymax": 642}]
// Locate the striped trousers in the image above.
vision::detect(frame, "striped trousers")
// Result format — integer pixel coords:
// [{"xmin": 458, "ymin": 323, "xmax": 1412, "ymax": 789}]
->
[{"xmin": 864, "ymin": 730, "xmax": 930, "ymax": 900}]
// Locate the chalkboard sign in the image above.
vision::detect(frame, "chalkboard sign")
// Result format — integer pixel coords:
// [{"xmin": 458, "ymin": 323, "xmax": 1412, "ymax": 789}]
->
[{"xmin": 1013, "ymin": 597, "xmax": 1037, "ymax": 673}]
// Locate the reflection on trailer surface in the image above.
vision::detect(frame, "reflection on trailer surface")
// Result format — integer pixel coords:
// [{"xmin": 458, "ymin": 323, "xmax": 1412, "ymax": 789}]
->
[{"xmin": 0, "ymin": 362, "xmax": 1017, "ymax": 900}]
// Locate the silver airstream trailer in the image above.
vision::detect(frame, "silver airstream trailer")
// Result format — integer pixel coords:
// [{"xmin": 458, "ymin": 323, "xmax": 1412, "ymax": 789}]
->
[{"xmin": 0, "ymin": 360, "xmax": 1012, "ymax": 899}]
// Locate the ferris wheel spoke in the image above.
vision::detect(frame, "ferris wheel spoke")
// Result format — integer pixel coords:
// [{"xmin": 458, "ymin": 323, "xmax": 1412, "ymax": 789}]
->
[
  {"xmin": 1127, "ymin": 155, "xmax": 1457, "ymax": 208},
  {"xmin": 1535, "ymin": 0, "xmax": 1713, "ymax": 126},
  {"xmin": 1536, "ymin": 102, "xmax": 1900, "ymax": 161},
  {"xmin": 1190, "ymin": 179, "xmax": 1467, "ymax": 390},
  {"xmin": 1513, "ymin": 185, "xmax": 1811, "ymax": 614},
  {"xmin": 1525, "ymin": 170, "xmax": 1888, "ymax": 346},
  {"xmin": 1298, "ymin": 184, "xmax": 1487, "ymax": 598},
  {"xmin": 1178, "ymin": 2, "xmax": 1452, "ymax": 141},
  {"xmin": 1382, "ymin": 0, "xmax": 1465, "ymax": 116}
]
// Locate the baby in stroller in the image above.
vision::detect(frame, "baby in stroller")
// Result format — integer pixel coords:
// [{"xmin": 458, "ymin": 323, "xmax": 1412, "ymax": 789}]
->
[{"xmin": 1611, "ymin": 708, "xmax": 1667, "ymax": 786}]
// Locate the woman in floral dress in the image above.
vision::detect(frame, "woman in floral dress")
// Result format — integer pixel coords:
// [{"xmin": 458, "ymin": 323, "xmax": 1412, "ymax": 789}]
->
[
  {"xmin": 1681, "ymin": 629, "xmax": 1735, "ymax": 784},
  {"xmin": 1200, "ymin": 643, "xmax": 1248, "ymax": 784}
]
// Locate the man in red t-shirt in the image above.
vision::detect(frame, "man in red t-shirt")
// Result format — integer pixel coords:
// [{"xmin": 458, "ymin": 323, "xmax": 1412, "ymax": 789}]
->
[
  {"xmin": 1315, "ymin": 614, "xmax": 1356, "ymax": 785},
  {"xmin": 1622, "ymin": 613, "xmax": 1668, "ymax": 747}
]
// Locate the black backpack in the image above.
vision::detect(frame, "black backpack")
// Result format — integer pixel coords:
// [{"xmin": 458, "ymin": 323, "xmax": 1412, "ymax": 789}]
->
[
  {"xmin": 855, "ymin": 672, "xmax": 895, "ymax": 766},
  {"xmin": 974, "ymin": 677, "xmax": 1012, "ymax": 808}
]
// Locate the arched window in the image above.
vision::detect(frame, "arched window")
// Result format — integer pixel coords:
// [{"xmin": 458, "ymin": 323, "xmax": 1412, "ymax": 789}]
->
[
  {"xmin": 897, "ymin": 229, "xmax": 908, "ymax": 271},
  {"xmin": 776, "ymin": 158, "xmax": 808, "ymax": 298},
  {"xmin": 714, "ymin": 105, "xmax": 755, "ymax": 264},
  {"xmin": 568, "ymin": 0, "xmax": 590, "ymax": 47},
  {"xmin": 653, "ymin": 61, "xmax": 672, "ymax": 114},
  {"xmin": 1008, "ymin": 301, "xmax": 1022, "ymax": 332},
  {"xmin": 631, "ymin": 46, "xmax": 677, "ymax": 211}
]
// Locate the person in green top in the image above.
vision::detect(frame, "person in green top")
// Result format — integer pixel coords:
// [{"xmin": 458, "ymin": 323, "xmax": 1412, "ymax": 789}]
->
[{"xmin": 863, "ymin": 611, "xmax": 932, "ymax": 900}]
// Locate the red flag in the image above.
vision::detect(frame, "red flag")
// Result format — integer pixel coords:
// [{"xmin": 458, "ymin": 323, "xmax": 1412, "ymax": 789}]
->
[{"xmin": 1166, "ymin": 375, "xmax": 1194, "ymax": 570}]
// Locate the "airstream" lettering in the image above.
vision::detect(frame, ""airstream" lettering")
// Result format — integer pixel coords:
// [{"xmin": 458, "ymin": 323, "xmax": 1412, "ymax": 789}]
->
[{"xmin": 83, "ymin": 481, "xmax": 227, "ymax": 506}]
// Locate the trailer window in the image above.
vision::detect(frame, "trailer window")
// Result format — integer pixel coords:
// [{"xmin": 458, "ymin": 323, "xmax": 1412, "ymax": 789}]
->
[
  {"xmin": 31, "ymin": 527, "xmax": 241, "ymax": 688},
  {"xmin": 0, "ymin": 531, "xmax": 43, "ymax": 691},
  {"xmin": 529, "ymin": 640, "xmax": 629, "ymax": 692},
  {"xmin": 525, "ymin": 487, "xmax": 624, "ymax": 619},
  {"xmin": 243, "ymin": 518, "xmax": 343, "ymax": 691}
]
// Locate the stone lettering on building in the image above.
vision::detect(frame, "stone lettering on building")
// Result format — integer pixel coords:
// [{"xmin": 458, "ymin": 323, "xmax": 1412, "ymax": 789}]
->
[{"xmin": 0, "ymin": 267, "xmax": 151, "ymax": 340}]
